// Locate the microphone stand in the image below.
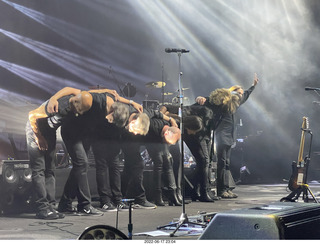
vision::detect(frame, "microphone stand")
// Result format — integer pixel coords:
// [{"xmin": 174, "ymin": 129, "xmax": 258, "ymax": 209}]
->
[{"xmin": 157, "ymin": 50, "xmax": 206, "ymax": 236}]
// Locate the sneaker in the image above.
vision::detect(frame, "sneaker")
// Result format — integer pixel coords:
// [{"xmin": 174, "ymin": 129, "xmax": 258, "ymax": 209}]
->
[
  {"xmin": 227, "ymin": 190, "xmax": 238, "ymax": 198},
  {"xmin": 116, "ymin": 202, "xmax": 130, "ymax": 212},
  {"xmin": 36, "ymin": 209, "xmax": 59, "ymax": 220},
  {"xmin": 78, "ymin": 205, "xmax": 103, "ymax": 215},
  {"xmin": 58, "ymin": 204, "xmax": 77, "ymax": 214},
  {"xmin": 133, "ymin": 200, "xmax": 157, "ymax": 209},
  {"xmin": 219, "ymin": 191, "xmax": 233, "ymax": 199},
  {"xmin": 49, "ymin": 205, "xmax": 65, "ymax": 219},
  {"xmin": 100, "ymin": 203, "xmax": 117, "ymax": 212}
]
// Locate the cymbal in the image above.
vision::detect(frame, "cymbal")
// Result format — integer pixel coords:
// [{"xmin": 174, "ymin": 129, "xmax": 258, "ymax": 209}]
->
[
  {"xmin": 163, "ymin": 92, "xmax": 173, "ymax": 96},
  {"xmin": 182, "ymin": 88, "xmax": 189, "ymax": 91},
  {"xmin": 146, "ymin": 81, "xmax": 166, "ymax": 88}
]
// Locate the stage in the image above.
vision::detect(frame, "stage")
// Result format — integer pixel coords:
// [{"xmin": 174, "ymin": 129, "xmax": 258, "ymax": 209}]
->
[{"xmin": 1, "ymin": 183, "xmax": 320, "ymax": 240}]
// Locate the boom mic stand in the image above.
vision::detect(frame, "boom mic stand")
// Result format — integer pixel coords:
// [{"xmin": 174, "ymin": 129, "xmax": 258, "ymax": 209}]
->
[{"xmin": 157, "ymin": 48, "xmax": 206, "ymax": 236}]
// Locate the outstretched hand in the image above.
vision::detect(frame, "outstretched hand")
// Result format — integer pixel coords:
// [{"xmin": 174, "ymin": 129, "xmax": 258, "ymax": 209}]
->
[{"xmin": 253, "ymin": 73, "xmax": 259, "ymax": 86}]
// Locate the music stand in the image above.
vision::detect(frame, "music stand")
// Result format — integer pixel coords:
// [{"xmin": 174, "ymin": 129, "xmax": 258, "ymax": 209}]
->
[{"xmin": 157, "ymin": 49, "xmax": 207, "ymax": 236}]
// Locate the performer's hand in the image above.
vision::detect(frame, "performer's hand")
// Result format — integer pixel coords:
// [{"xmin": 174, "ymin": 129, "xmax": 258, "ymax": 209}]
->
[
  {"xmin": 253, "ymin": 73, "xmax": 259, "ymax": 86},
  {"xmin": 36, "ymin": 135, "xmax": 48, "ymax": 151},
  {"xmin": 196, "ymin": 96, "xmax": 206, "ymax": 105},
  {"xmin": 109, "ymin": 90, "xmax": 120, "ymax": 101},
  {"xmin": 47, "ymin": 98, "xmax": 59, "ymax": 113},
  {"xmin": 132, "ymin": 102, "xmax": 143, "ymax": 113},
  {"xmin": 170, "ymin": 118, "xmax": 178, "ymax": 128}
]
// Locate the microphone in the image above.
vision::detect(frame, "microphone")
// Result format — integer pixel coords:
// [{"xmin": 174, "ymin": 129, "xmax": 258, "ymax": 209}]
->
[
  {"xmin": 165, "ymin": 48, "xmax": 190, "ymax": 53},
  {"xmin": 305, "ymin": 87, "xmax": 320, "ymax": 91}
]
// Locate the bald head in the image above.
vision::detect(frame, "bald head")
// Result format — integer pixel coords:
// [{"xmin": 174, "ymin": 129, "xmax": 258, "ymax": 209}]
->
[
  {"xmin": 162, "ymin": 125, "xmax": 181, "ymax": 145},
  {"xmin": 69, "ymin": 91, "xmax": 93, "ymax": 115}
]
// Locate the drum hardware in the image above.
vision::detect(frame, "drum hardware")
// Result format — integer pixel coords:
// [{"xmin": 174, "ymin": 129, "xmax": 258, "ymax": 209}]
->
[
  {"xmin": 122, "ymin": 83, "xmax": 136, "ymax": 97},
  {"xmin": 88, "ymin": 85, "xmax": 107, "ymax": 89},
  {"xmin": 145, "ymin": 81, "xmax": 166, "ymax": 88}
]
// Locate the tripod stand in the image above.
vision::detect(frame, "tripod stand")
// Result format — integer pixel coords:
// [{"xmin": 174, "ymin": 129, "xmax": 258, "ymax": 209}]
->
[{"xmin": 157, "ymin": 49, "xmax": 207, "ymax": 237}]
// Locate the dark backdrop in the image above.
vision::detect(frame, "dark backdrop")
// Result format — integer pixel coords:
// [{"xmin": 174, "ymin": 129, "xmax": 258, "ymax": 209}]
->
[{"xmin": 1, "ymin": 0, "xmax": 320, "ymax": 183}]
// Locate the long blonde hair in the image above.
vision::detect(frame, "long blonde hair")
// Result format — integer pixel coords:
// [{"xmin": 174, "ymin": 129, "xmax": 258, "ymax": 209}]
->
[{"xmin": 209, "ymin": 88, "xmax": 240, "ymax": 114}]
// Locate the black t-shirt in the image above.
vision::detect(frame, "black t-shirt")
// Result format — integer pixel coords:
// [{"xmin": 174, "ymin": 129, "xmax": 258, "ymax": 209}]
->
[
  {"xmin": 61, "ymin": 92, "xmax": 109, "ymax": 139},
  {"xmin": 36, "ymin": 95, "xmax": 73, "ymax": 135},
  {"xmin": 144, "ymin": 118, "xmax": 169, "ymax": 144}
]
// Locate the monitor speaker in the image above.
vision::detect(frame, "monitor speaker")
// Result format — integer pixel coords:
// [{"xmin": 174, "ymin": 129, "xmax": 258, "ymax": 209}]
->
[
  {"xmin": 199, "ymin": 202, "xmax": 320, "ymax": 240},
  {"xmin": 0, "ymin": 160, "xmax": 33, "ymax": 214}
]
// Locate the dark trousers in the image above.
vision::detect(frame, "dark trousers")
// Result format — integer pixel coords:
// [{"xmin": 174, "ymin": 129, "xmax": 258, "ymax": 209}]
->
[
  {"xmin": 147, "ymin": 143, "xmax": 177, "ymax": 195},
  {"xmin": 91, "ymin": 139, "xmax": 122, "ymax": 205},
  {"xmin": 184, "ymin": 135, "xmax": 211, "ymax": 194},
  {"xmin": 216, "ymin": 143, "xmax": 235, "ymax": 194},
  {"xmin": 26, "ymin": 121, "xmax": 56, "ymax": 212},
  {"xmin": 121, "ymin": 141, "xmax": 146, "ymax": 203},
  {"xmin": 59, "ymin": 125, "xmax": 92, "ymax": 210},
  {"xmin": 170, "ymin": 143, "xmax": 182, "ymax": 192}
]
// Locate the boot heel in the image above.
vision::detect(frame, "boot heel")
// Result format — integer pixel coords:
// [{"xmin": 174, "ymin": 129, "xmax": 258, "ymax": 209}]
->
[{"xmin": 164, "ymin": 190, "xmax": 182, "ymax": 206}]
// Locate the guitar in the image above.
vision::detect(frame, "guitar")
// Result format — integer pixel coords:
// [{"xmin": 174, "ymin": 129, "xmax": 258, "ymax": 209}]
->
[{"xmin": 288, "ymin": 117, "xmax": 309, "ymax": 191}]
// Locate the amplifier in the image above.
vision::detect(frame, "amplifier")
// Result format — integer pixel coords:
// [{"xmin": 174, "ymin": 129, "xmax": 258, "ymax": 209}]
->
[{"xmin": 199, "ymin": 202, "xmax": 320, "ymax": 240}]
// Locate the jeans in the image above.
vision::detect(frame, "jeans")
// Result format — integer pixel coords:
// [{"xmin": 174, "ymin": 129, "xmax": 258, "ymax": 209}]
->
[
  {"xmin": 184, "ymin": 135, "xmax": 211, "ymax": 194},
  {"xmin": 91, "ymin": 139, "xmax": 122, "ymax": 205},
  {"xmin": 59, "ymin": 124, "xmax": 92, "ymax": 210},
  {"xmin": 26, "ymin": 121, "xmax": 56, "ymax": 211},
  {"xmin": 121, "ymin": 141, "xmax": 146, "ymax": 203}
]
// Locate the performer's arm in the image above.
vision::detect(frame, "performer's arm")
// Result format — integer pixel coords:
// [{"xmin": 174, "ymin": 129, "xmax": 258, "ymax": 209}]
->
[
  {"xmin": 241, "ymin": 73, "xmax": 259, "ymax": 104},
  {"xmin": 161, "ymin": 113, "xmax": 178, "ymax": 128},
  {"xmin": 90, "ymin": 88, "xmax": 143, "ymax": 113},
  {"xmin": 28, "ymin": 105, "xmax": 49, "ymax": 150},
  {"xmin": 47, "ymin": 87, "xmax": 81, "ymax": 113}
]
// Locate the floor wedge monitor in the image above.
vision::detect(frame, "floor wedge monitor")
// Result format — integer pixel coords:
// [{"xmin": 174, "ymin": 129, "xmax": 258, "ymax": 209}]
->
[{"xmin": 199, "ymin": 202, "xmax": 320, "ymax": 240}]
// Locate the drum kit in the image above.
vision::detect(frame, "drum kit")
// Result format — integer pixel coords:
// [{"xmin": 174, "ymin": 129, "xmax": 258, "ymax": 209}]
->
[
  {"xmin": 144, "ymin": 81, "xmax": 189, "ymax": 107},
  {"xmin": 88, "ymin": 80, "xmax": 190, "ymax": 108}
]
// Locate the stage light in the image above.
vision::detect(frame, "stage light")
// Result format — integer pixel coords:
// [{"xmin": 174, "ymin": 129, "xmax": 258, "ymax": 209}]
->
[{"xmin": 1, "ymin": 0, "xmax": 153, "ymax": 94}]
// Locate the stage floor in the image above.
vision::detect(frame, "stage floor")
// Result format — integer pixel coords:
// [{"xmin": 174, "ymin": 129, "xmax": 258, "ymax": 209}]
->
[{"xmin": 1, "ymin": 183, "xmax": 320, "ymax": 240}]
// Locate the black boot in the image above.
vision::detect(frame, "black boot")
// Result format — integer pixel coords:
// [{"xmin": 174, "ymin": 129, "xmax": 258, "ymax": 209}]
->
[
  {"xmin": 154, "ymin": 190, "xmax": 165, "ymax": 206},
  {"xmin": 191, "ymin": 184, "xmax": 200, "ymax": 201},
  {"xmin": 199, "ymin": 189, "xmax": 215, "ymax": 202},
  {"xmin": 163, "ymin": 189, "xmax": 182, "ymax": 206},
  {"xmin": 176, "ymin": 188, "xmax": 183, "ymax": 203}
]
